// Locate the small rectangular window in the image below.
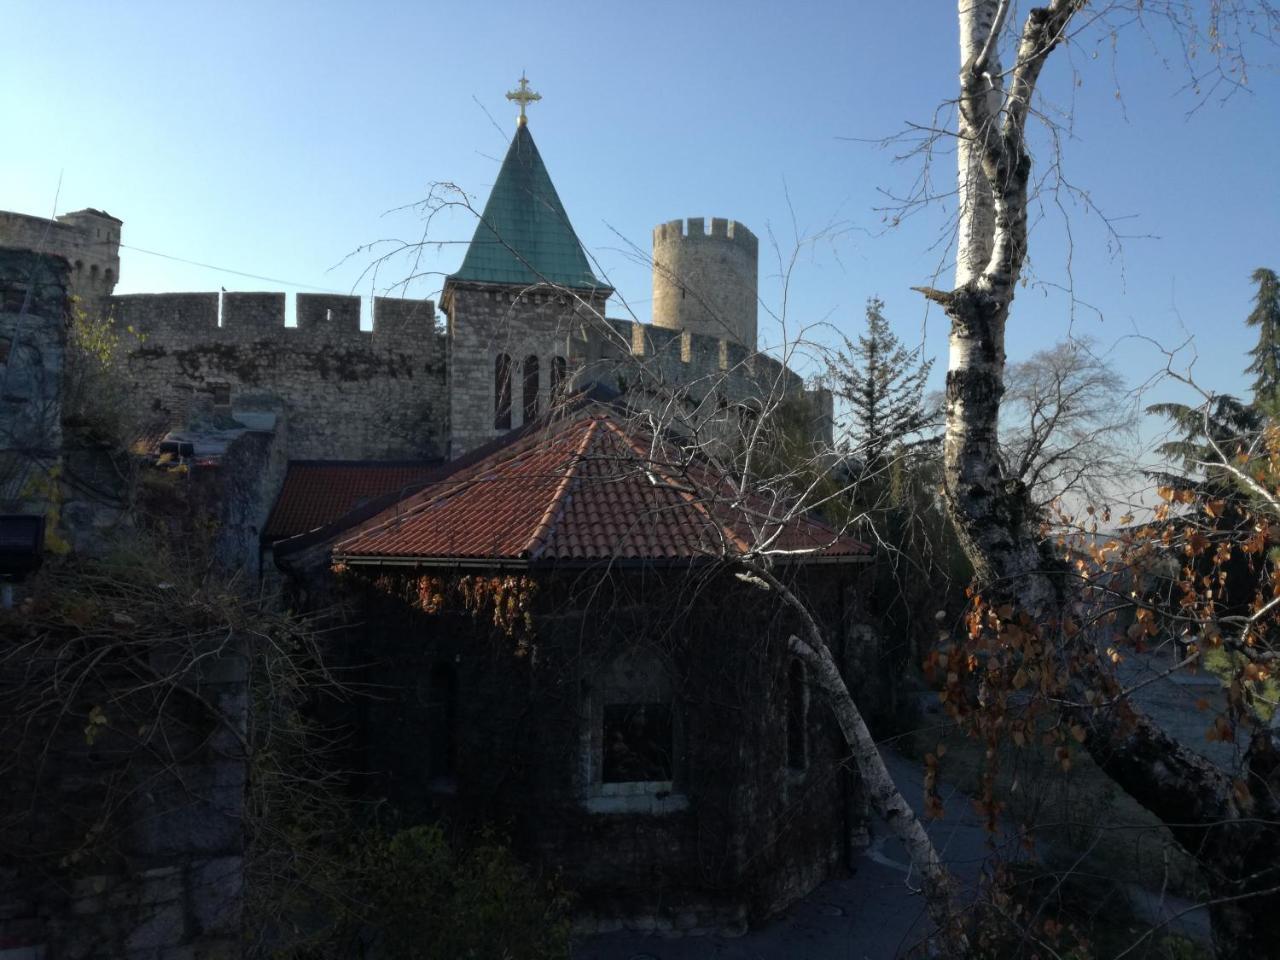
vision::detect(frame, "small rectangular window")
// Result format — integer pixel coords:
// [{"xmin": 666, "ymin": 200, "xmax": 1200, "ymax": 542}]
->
[{"xmin": 602, "ymin": 703, "xmax": 673, "ymax": 783}]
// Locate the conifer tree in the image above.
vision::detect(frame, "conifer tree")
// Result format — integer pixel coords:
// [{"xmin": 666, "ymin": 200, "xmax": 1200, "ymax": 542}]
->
[
  {"xmin": 828, "ymin": 297, "xmax": 936, "ymax": 477},
  {"xmin": 1245, "ymin": 267, "xmax": 1280, "ymax": 413}
]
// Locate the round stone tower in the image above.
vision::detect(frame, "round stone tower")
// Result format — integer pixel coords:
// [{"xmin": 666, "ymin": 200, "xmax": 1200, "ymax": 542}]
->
[{"xmin": 652, "ymin": 217, "xmax": 757, "ymax": 350}]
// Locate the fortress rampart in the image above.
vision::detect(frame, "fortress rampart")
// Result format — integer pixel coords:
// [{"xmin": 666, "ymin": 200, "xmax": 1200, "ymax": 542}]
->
[
  {"xmin": 110, "ymin": 292, "xmax": 448, "ymax": 460},
  {"xmin": 652, "ymin": 217, "xmax": 758, "ymax": 351},
  {"xmin": 0, "ymin": 209, "xmax": 120, "ymax": 308},
  {"xmin": 575, "ymin": 316, "xmax": 799, "ymax": 397},
  {"xmin": 575, "ymin": 316, "xmax": 831, "ymax": 448}
]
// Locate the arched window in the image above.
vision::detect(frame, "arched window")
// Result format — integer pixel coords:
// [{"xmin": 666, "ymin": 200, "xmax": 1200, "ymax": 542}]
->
[
  {"xmin": 427, "ymin": 663, "xmax": 457, "ymax": 780},
  {"xmin": 551, "ymin": 356, "xmax": 567, "ymax": 402},
  {"xmin": 522, "ymin": 354, "xmax": 539, "ymax": 422},
  {"xmin": 786, "ymin": 659, "xmax": 807, "ymax": 772},
  {"xmin": 494, "ymin": 353, "xmax": 512, "ymax": 430}
]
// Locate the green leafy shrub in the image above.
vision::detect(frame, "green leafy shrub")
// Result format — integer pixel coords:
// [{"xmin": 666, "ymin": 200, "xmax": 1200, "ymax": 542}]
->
[{"xmin": 350, "ymin": 825, "xmax": 571, "ymax": 960}]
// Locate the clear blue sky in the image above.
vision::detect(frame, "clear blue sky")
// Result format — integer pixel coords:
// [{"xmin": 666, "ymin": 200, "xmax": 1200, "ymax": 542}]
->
[{"xmin": 4, "ymin": 1, "xmax": 1278, "ymax": 436}]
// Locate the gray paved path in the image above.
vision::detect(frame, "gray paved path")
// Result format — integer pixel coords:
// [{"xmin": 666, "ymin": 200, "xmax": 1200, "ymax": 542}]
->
[
  {"xmin": 573, "ymin": 738, "xmax": 1212, "ymax": 959},
  {"xmin": 572, "ymin": 751, "xmax": 1011, "ymax": 960}
]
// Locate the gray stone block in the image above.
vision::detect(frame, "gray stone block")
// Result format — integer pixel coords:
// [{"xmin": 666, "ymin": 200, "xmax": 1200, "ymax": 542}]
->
[{"xmin": 124, "ymin": 901, "xmax": 185, "ymax": 951}]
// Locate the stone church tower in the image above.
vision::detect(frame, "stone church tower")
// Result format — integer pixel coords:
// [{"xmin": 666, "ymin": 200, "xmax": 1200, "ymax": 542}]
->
[
  {"xmin": 0, "ymin": 76, "xmax": 827, "ymax": 469},
  {"xmin": 441, "ymin": 116, "xmax": 612, "ymax": 457}
]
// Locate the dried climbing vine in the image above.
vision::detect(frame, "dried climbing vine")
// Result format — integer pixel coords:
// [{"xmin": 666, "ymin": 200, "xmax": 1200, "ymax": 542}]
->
[{"xmin": 345, "ymin": 568, "xmax": 540, "ymax": 654}]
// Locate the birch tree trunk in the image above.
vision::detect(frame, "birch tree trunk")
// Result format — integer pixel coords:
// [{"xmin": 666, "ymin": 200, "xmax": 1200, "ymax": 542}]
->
[
  {"xmin": 739, "ymin": 564, "xmax": 966, "ymax": 953},
  {"xmin": 939, "ymin": 2, "xmax": 1280, "ymax": 954}
]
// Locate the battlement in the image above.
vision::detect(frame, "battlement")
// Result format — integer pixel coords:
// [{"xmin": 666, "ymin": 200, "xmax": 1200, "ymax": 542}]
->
[
  {"xmin": 588, "ymin": 317, "xmax": 797, "ymax": 393},
  {"xmin": 0, "ymin": 209, "xmax": 121, "ymax": 304},
  {"xmin": 653, "ymin": 217, "xmax": 757, "ymax": 252},
  {"xmin": 651, "ymin": 215, "xmax": 759, "ymax": 349},
  {"xmin": 109, "ymin": 292, "xmax": 437, "ymax": 346}
]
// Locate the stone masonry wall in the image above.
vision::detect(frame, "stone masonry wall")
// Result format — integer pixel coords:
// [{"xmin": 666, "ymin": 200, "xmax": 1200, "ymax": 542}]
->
[
  {"xmin": 0, "ymin": 210, "xmax": 120, "ymax": 315},
  {"xmin": 651, "ymin": 217, "xmax": 758, "ymax": 350},
  {"xmin": 445, "ymin": 279, "xmax": 830, "ymax": 460},
  {"xmin": 357, "ymin": 568, "xmax": 867, "ymax": 936},
  {"xmin": 1, "ymin": 637, "xmax": 248, "ymax": 960},
  {"xmin": 110, "ymin": 292, "xmax": 447, "ymax": 460},
  {"xmin": 0, "ymin": 248, "xmax": 68, "ymax": 515},
  {"xmin": 574, "ymin": 316, "xmax": 833, "ymax": 451},
  {"xmin": 444, "ymin": 283, "xmax": 610, "ymax": 457}
]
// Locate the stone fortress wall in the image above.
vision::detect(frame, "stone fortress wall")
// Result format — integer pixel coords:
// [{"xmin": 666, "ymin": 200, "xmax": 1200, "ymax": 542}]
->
[
  {"xmin": 449, "ymin": 214, "xmax": 829, "ymax": 456},
  {"xmin": 108, "ymin": 291, "xmax": 448, "ymax": 460},
  {"xmin": 1, "ymin": 207, "xmax": 828, "ymax": 462},
  {"xmin": 0, "ymin": 208, "xmax": 121, "ymax": 310},
  {"xmin": 576, "ymin": 314, "xmax": 832, "ymax": 449},
  {"xmin": 652, "ymin": 217, "xmax": 758, "ymax": 350}
]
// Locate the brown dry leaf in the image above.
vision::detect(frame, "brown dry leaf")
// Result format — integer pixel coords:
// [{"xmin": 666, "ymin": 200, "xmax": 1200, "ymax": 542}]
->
[{"xmin": 1233, "ymin": 778, "xmax": 1254, "ymax": 809}]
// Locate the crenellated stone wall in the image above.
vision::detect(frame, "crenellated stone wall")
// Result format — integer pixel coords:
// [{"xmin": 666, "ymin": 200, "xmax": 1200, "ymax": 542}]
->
[
  {"xmin": 110, "ymin": 292, "xmax": 448, "ymax": 460},
  {"xmin": 0, "ymin": 209, "xmax": 120, "ymax": 315},
  {"xmin": 652, "ymin": 217, "xmax": 758, "ymax": 351},
  {"xmin": 573, "ymin": 316, "xmax": 833, "ymax": 451}
]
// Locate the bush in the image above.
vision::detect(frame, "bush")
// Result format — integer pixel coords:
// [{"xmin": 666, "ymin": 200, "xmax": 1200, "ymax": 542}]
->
[{"xmin": 348, "ymin": 825, "xmax": 572, "ymax": 960}]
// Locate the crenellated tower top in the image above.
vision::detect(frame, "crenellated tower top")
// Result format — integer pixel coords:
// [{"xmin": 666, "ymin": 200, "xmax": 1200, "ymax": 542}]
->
[{"xmin": 651, "ymin": 217, "xmax": 758, "ymax": 351}]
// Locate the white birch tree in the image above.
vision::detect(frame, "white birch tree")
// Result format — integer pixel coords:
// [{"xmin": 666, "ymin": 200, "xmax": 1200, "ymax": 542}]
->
[{"xmin": 928, "ymin": 2, "xmax": 1280, "ymax": 955}]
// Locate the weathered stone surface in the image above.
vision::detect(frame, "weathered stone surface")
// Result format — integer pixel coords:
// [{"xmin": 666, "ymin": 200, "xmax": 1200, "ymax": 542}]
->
[
  {"xmin": 111, "ymin": 292, "xmax": 447, "ymax": 461},
  {"xmin": 124, "ymin": 901, "xmax": 185, "ymax": 951},
  {"xmin": 652, "ymin": 217, "xmax": 758, "ymax": 350},
  {"xmin": 190, "ymin": 857, "xmax": 242, "ymax": 936}
]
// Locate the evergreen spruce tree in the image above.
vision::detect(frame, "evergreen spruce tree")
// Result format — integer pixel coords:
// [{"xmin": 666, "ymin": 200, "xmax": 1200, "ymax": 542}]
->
[
  {"xmin": 1245, "ymin": 267, "xmax": 1280, "ymax": 414},
  {"xmin": 829, "ymin": 297, "xmax": 936, "ymax": 478},
  {"xmin": 1146, "ymin": 394, "xmax": 1262, "ymax": 494}
]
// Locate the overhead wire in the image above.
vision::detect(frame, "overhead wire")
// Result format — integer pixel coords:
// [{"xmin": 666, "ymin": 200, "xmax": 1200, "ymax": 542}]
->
[{"xmin": 120, "ymin": 243, "xmax": 345, "ymax": 293}]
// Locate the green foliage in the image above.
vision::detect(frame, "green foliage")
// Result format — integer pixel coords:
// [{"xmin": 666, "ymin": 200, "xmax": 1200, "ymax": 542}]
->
[
  {"xmin": 62, "ymin": 304, "xmax": 150, "ymax": 447},
  {"xmin": 828, "ymin": 297, "xmax": 937, "ymax": 475},
  {"xmin": 1146, "ymin": 393, "xmax": 1262, "ymax": 494},
  {"xmin": 348, "ymin": 825, "xmax": 571, "ymax": 960},
  {"xmin": 1245, "ymin": 267, "xmax": 1280, "ymax": 414}
]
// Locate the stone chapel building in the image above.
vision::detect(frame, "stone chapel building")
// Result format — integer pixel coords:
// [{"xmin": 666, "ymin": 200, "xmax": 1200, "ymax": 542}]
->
[{"xmin": 0, "ymin": 86, "xmax": 888, "ymax": 941}]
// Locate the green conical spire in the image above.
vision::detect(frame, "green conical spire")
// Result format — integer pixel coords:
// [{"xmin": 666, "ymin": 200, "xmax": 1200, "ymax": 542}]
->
[{"xmin": 449, "ymin": 124, "xmax": 609, "ymax": 291}]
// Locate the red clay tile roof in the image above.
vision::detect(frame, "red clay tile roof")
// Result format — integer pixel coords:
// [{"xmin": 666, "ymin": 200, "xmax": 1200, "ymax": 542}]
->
[
  {"xmin": 331, "ymin": 415, "xmax": 868, "ymax": 566},
  {"xmin": 265, "ymin": 460, "xmax": 443, "ymax": 542}
]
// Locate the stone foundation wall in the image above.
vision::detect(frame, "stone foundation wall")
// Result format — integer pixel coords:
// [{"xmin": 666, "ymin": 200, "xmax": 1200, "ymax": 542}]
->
[{"xmin": 0, "ymin": 647, "xmax": 248, "ymax": 960}]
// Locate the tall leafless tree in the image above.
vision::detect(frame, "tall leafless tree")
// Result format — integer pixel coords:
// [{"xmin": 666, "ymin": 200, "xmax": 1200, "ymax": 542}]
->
[{"xmin": 999, "ymin": 336, "xmax": 1138, "ymax": 514}]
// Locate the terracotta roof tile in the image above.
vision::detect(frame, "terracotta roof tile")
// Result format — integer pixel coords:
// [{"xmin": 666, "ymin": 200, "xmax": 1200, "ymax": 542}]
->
[
  {"xmin": 332, "ymin": 415, "xmax": 868, "ymax": 566},
  {"xmin": 265, "ymin": 460, "xmax": 443, "ymax": 542}
]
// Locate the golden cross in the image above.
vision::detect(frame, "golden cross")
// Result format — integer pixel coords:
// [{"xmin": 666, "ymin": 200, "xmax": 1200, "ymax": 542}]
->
[{"xmin": 505, "ymin": 72, "xmax": 541, "ymax": 127}]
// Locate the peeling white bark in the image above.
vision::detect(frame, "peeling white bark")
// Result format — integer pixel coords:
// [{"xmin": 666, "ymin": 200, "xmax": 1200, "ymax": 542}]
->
[
  {"xmin": 955, "ymin": 0, "xmax": 1003, "ymax": 289},
  {"xmin": 939, "ymin": 4, "xmax": 1280, "ymax": 954},
  {"xmin": 739, "ymin": 563, "xmax": 964, "ymax": 949}
]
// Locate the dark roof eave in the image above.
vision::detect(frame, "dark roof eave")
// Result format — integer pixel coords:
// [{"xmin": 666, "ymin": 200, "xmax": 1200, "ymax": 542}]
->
[{"xmin": 330, "ymin": 551, "xmax": 871, "ymax": 570}]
